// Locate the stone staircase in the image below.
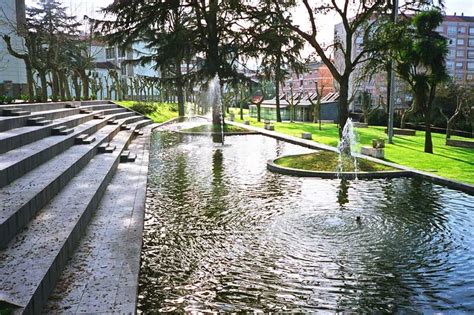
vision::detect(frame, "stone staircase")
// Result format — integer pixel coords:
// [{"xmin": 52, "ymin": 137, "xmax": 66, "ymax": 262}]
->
[{"xmin": 0, "ymin": 101, "xmax": 154, "ymax": 314}]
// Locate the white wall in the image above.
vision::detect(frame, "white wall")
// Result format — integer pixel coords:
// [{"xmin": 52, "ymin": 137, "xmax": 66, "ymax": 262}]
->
[{"xmin": 0, "ymin": 0, "xmax": 27, "ymax": 84}]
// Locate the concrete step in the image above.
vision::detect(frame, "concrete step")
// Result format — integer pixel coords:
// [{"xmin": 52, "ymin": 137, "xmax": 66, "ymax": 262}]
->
[
  {"xmin": 0, "ymin": 118, "xmax": 110, "ymax": 188},
  {"xmin": 0, "ymin": 124, "xmax": 122, "ymax": 248},
  {"xmin": 120, "ymin": 124, "xmax": 131, "ymax": 131},
  {"xmin": 83, "ymin": 136, "xmax": 96, "ymax": 144},
  {"xmin": 8, "ymin": 110, "xmax": 31, "ymax": 117},
  {"xmin": 93, "ymin": 114, "xmax": 106, "ymax": 119},
  {"xmin": 0, "ymin": 112, "xmax": 95, "ymax": 154},
  {"xmin": 0, "ymin": 107, "xmax": 80, "ymax": 132},
  {"xmin": 80, "ymin": 109, "xmax": 93, "ymax": 114},
  {"xmin": 127, "ymin": 153, "xmax": 137, "ymax": 162},
  {"xmin": 75, "ymin": 134, "xmax": 88, "ymax": 144},
  {"xmin": 0, "ymin": 130, "xmax": 134, "ymax": 314},
  {"xmin": 98, "ymin": 143, "xmax": 116, "ymax": 153},
  {"xmin": 107, "ymin": 119, "xmax": 118, "ymax": 125},
  {"xmin": 133, "ymin": 129, "xmax": 144, "ymax": 136},
  {"xmin": 44, "ymin": 127, "xmax": 151, "ymax": 313},
  {"xmin": 120, "ymin": 150, "xmax": 130, "ymax": 162},
  {"xmin": 0, "ymin": 102, "xmax": 71, "ymax": 114},
  {"xmin": 58, "ymin": 128, "xmax": 74, "ymax": 135},
  {"xmin": 26, "ymin": 116, "xmax": 45, "ymax": 125},
  {"xmin": 51, "ymin": 125, "xmax": 67, "ymax": 135},
  {"xmin": 1, "ymin": 108, "xmax": 22, "ymax": 116}
]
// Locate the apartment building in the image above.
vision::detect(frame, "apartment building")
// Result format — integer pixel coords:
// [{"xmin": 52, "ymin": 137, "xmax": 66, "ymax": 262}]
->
[
  {"xmin": 0, "ymin": 0, "xmax": 27, "ymax": 97},
  {"xmin": 335, "ymin": 13, "xmax": 474, "ymax": 112},
  {"xmin": 281, "ymin": 61, "xmax": 334, "ymax": 97}
]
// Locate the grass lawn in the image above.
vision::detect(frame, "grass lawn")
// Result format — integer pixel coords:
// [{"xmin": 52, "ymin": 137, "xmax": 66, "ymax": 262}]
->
[
  {"xmin": 116, "ymin": 101, "xmax": 179, "ymax": 123},
  {"xmin": 275, "ymin": 151, "xmax": 395, "ymax": 172},
  {"xmin": 230, "ymin": 110, "xmax": 474, "ymax": 185}
]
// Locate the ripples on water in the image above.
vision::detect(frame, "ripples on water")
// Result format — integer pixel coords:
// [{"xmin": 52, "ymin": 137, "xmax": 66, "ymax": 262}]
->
[{"xmin": 139, "ymin": 132, "xmax": 474, "ymax": 313}]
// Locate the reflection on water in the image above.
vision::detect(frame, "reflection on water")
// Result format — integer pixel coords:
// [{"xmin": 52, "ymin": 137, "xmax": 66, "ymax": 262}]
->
[{"xmin": 139, "ymin": 132, "xmax": 474, "ymax": 313}]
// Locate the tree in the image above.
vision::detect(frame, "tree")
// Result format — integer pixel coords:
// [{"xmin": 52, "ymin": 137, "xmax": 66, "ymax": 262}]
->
[
  {"xmin": 359, "ymin": 90, "xmax": 380, "ymax": 124},
  {"xmin": 100, "ymin": 0, "xmax": 251, "ymax": 126},
  {"xmin": 307, "ymin": 83, "xmax": 325, "ymax": 130},
  {"xmin": 272, "ymin": 0, "xmax": 389, "ymax": 137},
  {"xmin": 438, "ymin": 82, "xmax": 474, "ymax": 139},
  {"xmin": 247, "ymin": 6, "xmax": 304, "ymax": 122},
  {"xmin": 392, "ymin": 10, "xmax": 448, "ymax": 153},
  {"xmin": 285, "ymin": 83, "xmax": 302, "ymax": 123}
]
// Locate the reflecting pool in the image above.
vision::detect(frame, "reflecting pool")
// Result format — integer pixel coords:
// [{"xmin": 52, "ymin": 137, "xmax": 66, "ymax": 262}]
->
[{"xmin": 139, "ymin": 131, "xmax": 474, "ymax": 313}]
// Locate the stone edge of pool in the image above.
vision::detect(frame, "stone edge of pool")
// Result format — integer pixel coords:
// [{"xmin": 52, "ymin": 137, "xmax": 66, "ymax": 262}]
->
[
  {"xmin": 225, "ymin": 121, "xmax": 474, "ymax": 195},
  {"xmin": 266, "ymin": 158, "xmax": 412, "ymax": 179}
]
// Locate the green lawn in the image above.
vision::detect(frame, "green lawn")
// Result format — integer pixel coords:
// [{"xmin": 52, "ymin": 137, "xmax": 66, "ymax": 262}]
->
[
  {"xmin": 230, "ymin": 110, "xmax": 474, "ymax": 185},
  {"xmin": 116, "ymin": 101, "xmax": 179, "ymax": 123}
]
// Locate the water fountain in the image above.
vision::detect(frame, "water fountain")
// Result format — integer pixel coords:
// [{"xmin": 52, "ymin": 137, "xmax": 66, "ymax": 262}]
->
[
  {"xmin": 336, "ymin": 118, "xmax": 358, "ymax": 178},
  {"xmin": 186, "ymin": 101, "xmax": 195, "ymax": 121},
  {"xmin": 207, "ymin": 75, "xmax": 225, "ymax": 145}
]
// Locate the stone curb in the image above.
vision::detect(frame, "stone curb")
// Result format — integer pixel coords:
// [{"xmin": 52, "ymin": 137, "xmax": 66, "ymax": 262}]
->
[{"xmin": 227, "ymin": 121, "xmax": 474, "ymax": 195}]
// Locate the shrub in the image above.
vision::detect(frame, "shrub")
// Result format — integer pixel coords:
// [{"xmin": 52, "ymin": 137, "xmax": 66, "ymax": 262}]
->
[
  {"xmin": 130, "ymin": 102, "xmax": 157, "ymax": 115},
  {"xmin": 4, "ymin": 96, "xmax": 14, "ymax": 104},
  {"xmin": 0, "ymin": 95, "xmax": 5, "ymax": 104},
  {"xmin": 20, "ymin": 94, "xmax": 29, "ymax": 102}
]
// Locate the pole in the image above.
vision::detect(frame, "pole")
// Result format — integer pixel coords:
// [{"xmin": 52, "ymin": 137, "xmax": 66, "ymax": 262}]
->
[{"xmin": 387, "ymin": 0, "xmax": 398, "ymax": 144}]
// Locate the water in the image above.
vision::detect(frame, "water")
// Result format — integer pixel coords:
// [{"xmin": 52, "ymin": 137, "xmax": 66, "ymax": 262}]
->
[
  {"xmin": 185, "ymin": 101, "xmax": 195, "ymax": 121},
  {"xmin": 207, "ymin": 75, "xmax": 225, "ymax": 145},
  {"xmin": 337, "ymin": 118, "xmax": 358, "ymax": 177},
  {"xmin": 139, "ymin": 132, "xmax": 474, "ymax": 313}
]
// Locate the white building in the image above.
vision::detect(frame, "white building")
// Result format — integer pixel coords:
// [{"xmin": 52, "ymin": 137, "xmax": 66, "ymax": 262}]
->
[{"xmin": 0, "ymin": 0, "xmax": 27, "ymax": 97}]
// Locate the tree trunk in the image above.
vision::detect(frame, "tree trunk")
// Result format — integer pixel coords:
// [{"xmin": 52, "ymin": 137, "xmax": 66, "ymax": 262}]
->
[
  {"xmin": 176, "ymin": 63, "xmax": 185, "ymax": 117},
  {"xmin": 72, "ymin": 73, "xmax": 81, "ymax": 100},
  {"xmin": 51, "ymin": 70, "xmax": 60, "ymax": 101},
  {"xmin": 25, "ymin": 61, "xmax": 35, "ymax": 102},
  {"xmin": 257, "ymin": 103, "xmax": 261, "ymax": 122},
  {"xmin": 59, "ymin": 71, "xmax": 71, "ymax": 101},
  {"xmin": 39, "ymin": 71, "xmax": 48, "ymax": 102},
  {"xmin": 79, "ymin": 71, "xmax": 89, "ymax": 100},
  {"xmin": 424, "ymin": 85, "xmax": 436, "ymax": 154},
  {"xmin": 275, "ymin": 57, "xmax": 282, "ymax": 123},
  {"xmin": 338, "ymin": 76, "xmax": 350, "ymax": 138}
]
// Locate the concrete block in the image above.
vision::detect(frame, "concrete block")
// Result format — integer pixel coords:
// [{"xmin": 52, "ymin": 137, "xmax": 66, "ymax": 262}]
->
[
  {"xmin": 353, "ymin": 122, "xmax": 368, "ymax": 128},
  {"xmin": 361, "ymin": 146, "xmax": 384, "ymax": 159},
  {"xmin": 244, "ymin": 120, "xmax": 250, "ymax": 125},
  {"xmin": 301, "ymin": 132, "xmax": 312, "ymax": 140},
  {"xmin": 384, "ymin": 128, "xmax": 416, "ymax": 136}
]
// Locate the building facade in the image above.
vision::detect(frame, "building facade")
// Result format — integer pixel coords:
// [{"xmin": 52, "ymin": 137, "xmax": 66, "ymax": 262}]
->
[
  {"xmin": 0, "ymin": 0, "xmax": 27, "ymax": 97},
  {"xmin": 335, "ymin": 13, "xmax": 474, "ymax": 113},
  {"xmin": 280, "ymin": 61, "xmax": 334, "ymax": 97}
]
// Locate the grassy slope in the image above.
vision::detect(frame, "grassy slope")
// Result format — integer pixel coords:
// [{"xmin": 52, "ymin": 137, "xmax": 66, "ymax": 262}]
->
[
  {"xmin": 230, "ymin": 109, "xmax": 474, "ymax": 185},
  {"xmin": 116, "ymin": 101, "xmax": 179, "ymax": 123}
]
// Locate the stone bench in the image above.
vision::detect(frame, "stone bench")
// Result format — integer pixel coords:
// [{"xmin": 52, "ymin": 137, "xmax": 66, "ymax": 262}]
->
[
  {"xmin": 361, "ymin": 146, "xmax": 384, "ymax": 158},
  {"xmin": 353, "ymin": 122, "xmax": 368, "ymax": 128},
  {"xmin": 244, "ymin": 120, "xmax": 250, "ymax": 125},
  {"xmin": 384, "ymin": 128, "xmax": 416, "ymax": 136},
  {"xmin": 446, "ymin": 139, "xmax": 474, "ymax": 148},
  {"xmin": 301, "ymin": 132, "xmax": 312, "ymax": 140}
]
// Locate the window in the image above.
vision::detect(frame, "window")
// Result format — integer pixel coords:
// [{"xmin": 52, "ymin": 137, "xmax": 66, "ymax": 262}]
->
[
  {"xmin": 468, "ymin": 51, "xmax": 474, "ymax": 59},
  {"xmin": 458, "ymin": 26, "xmax": 466, "ymax": 34},
  {"xmin": 448, "ymin": 49, "xmax": 455, "ymax": 58},
  {"xmin": 456, "ymin": 62, "xmax": 463, "ymax": 69},
  {"xmin": 105, "ymin": 47, "xmax": 115, "ymax": 59},
  {"xmin": 448, "ymin": 25, "xmax": 456, "ymax": 35},
  {"xmin": 456, "ymin": 50, "xmax": 464, "ymax": 57},
  {"xmin": 455, "ymin": 72, "xmax": 463, "ymax": 80},
  {"xmin": 446, "ymin": 61, "xmax": 454, "ymax": 70},
  {"xmin": 469, "ymin": 39, "xmax": 474, "ymax": 47},
  {"xmin": 468, "ymin": 62, "xmax": 474, "ymax": 71},
  {"xmin": 457, "ymin": 39, "xmax": 465, "ymax": 45},
  {"xmin": 435, "ymin": 26, "xmax": 444, "ymax": 33},
  {"xmin": 118, "ymin": 48, "xmax": 126, "ymax": 58},
  {"xmin": 121, "ymin": 65, "xmax": 127, "ymax": 75},
  {"xmin": 470, "ymin": 27, "xmax": 474, "ymax": 35}
]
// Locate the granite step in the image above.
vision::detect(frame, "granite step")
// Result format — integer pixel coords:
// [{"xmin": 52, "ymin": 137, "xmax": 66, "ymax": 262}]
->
[
  {"xmin": 0, "ymin": 102, "xmax": 70, "ymax": 114},
  {"xmin": 0, "ymin": 124, "xmax": 123, "ymax": 248},
  {"xmin": 119, "ymin": 150, "xmax": 130, "ymax": 162},
  {"xmin": 0, "ymin": 118, "xmax": 110, "ymax": 188},
  {"xmin": 51, "ymin": 126, "xmax": 67, "ymax": 135},
  {"xmin": 98, "ymin": 143, "xmax": 116, "ymax": 153},
  {"xmin": 0, "ymin": 108, "xmax": 80, "ymax": 132},
  {"xmin": 44, "ymin": 127, "xmax": 151, "ymax": 314},
  {"xmin": 58, "ymin": 128, "xmax": 74, "ymax": 136},
  {"xmin": 8, "ymin": 110, "xmax": 31, "ymax": 117},
  {"xmin": 0, "ymin": 129, "xmax": 135, "ymax": 314},
  {"xmin": 0, "ymin": 112, "xmax": 95, "ymax": 154}
]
